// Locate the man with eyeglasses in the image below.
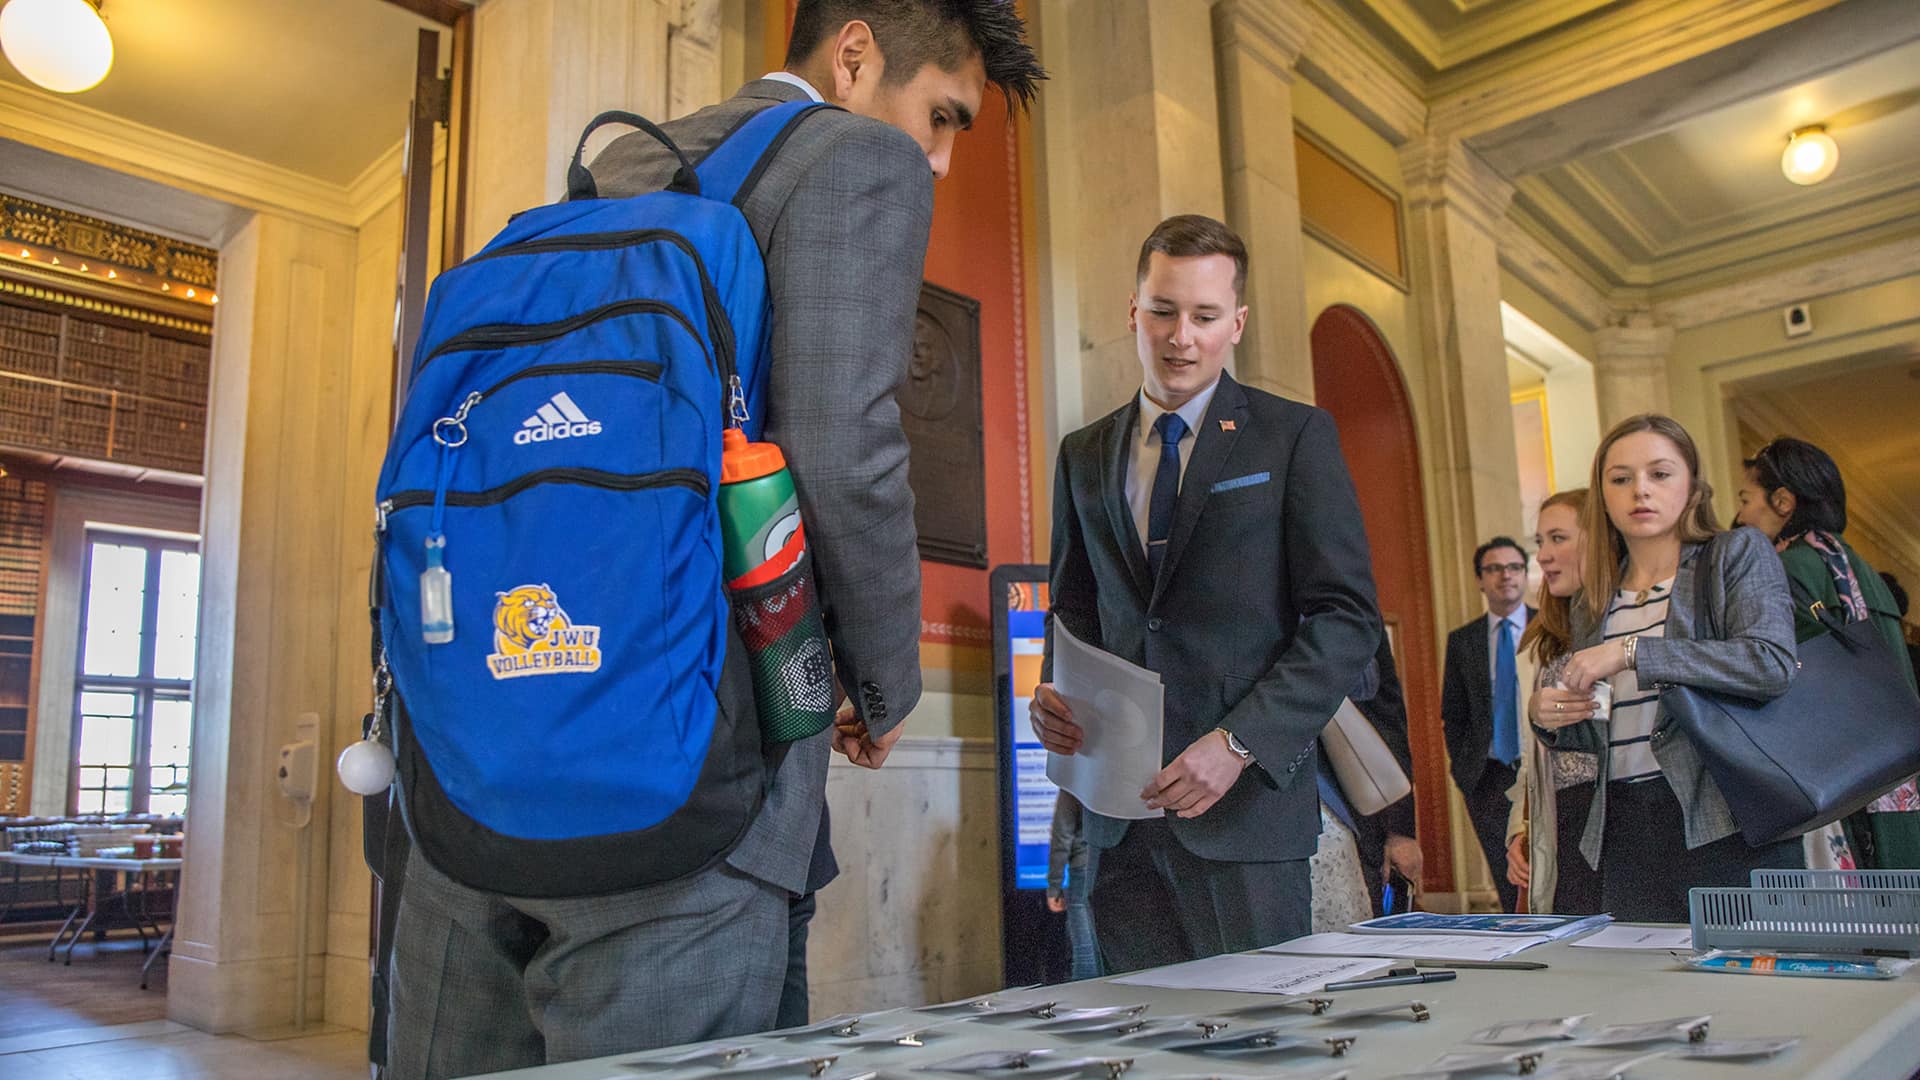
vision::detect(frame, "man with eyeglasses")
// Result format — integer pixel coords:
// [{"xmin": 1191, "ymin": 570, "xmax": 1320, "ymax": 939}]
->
[{"xmin": 1441, "ymin": 537, "xmax": 1536, "ymax": 911}]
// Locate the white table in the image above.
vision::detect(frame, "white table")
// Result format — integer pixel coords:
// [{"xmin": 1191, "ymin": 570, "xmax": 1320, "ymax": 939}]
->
[
  {"xmin": 0, "ymin": 850, "xmax": 182, "ymax": 981},
  {"xmin": 475, "ymin": 933, "xmax": 1920, "ymax": 1080}
]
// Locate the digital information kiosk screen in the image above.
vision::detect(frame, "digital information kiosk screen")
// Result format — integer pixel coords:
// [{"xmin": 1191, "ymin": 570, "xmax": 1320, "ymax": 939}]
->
[{"xmin": 1004, "ymin": 578, "xmax": 1059, "ymax": 891}]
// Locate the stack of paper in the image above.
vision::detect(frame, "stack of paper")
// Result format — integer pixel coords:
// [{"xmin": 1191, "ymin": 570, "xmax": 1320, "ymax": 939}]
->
[
  {"xmin": 1045, "ymin": 622, "xmax": 1164, "ymax": 820},
  {"xmin": 1263, "ymin": 931, "xmax": 1553, "ymax": 962},
  {"xmin": 1566, "ymin": 925, "xmax": 1694, "ymax": 951},
  {"xmin": 1111, "ymin": 953, "xmax": 1390, "ymax": 996},
  {"xmin": 1348, "ymin": 912, "xmax": 1613, "ymax": 941}
]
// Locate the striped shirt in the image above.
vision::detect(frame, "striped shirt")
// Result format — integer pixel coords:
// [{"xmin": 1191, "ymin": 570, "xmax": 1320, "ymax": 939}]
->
[{"xmin": 1604, "ymin": 579, "xmax": 1673, "ymax": 783}]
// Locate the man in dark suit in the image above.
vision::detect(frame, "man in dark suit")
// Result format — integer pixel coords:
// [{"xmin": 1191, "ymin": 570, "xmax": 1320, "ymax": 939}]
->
[
  {"xmin": 383, "ymin": 5, "xmax": 1042, "ymax": 1075},
  {"xmin": 1441, "ymin": 537, "xmax": 1534, "ymax": 912},
  {"xmin": 1029, "ymin": 215, "xmax": 1380, "ymax": 972}
]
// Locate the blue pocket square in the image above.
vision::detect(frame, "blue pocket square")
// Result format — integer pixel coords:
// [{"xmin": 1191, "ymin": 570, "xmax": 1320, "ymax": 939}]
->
[{"xmin": 1210, "ymin": 471, "xmax": 1270, "ymax": 494}]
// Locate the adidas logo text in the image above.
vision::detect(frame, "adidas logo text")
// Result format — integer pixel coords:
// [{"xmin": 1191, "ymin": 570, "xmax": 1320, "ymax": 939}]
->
[{"xmin": 516, "ymin": 391, "xmax": 603, "ymax": 445}]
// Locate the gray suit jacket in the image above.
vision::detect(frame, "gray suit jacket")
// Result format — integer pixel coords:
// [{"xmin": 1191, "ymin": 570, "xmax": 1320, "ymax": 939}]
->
[
  {"xmin": 1540, "ymin": 527, "xmax": 1797, "ymax": 868},
  {"xmin": 588, "ymin": 80, "xmax": 932, "ymax": 894}
]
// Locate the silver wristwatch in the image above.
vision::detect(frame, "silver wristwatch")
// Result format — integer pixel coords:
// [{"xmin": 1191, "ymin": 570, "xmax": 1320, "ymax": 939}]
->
[{"xmin": 1217, "ymin": 728, "xmax": 1254, "ymax": 765}]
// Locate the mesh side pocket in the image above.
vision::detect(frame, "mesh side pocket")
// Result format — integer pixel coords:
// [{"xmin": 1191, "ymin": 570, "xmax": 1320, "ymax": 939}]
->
[{"xmin": 731, "ymin": 556, "xmax": 834, "ymax": 743}]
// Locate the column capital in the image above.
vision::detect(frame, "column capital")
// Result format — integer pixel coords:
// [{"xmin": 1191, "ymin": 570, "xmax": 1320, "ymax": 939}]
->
[
  {"xmin": 1212, "ymin": 0, "xmax": 1311, "ymax": 78},
  {"xmin": 1593, "ymin": 311, "xmax": 1675, "ymax": 365},
  {"xmin": 1399, "ymin": 137, "xmax": 1515, "ymax": 234}
]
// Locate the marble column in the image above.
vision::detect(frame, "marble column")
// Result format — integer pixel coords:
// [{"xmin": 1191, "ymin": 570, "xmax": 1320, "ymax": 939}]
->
[
  {"xmin": 1212, "ymin": 0, "xmax": 1315, "ymax": 403},
  {"xmin": 170, "ymin": 211, "xmax": 362, "ymax": 1033},
  {"xmin": 465, "ymin": 0, "xmax": 722, "ymax": 249},
  {"xmin": 1067, "ymin": 0, "xmax": 1226, "ymax": 414},
  {"xmin": 1399, "ymin": 137, "xmax": 1525, "ymax": 621},
  {"xmin": 1593, "ymin": 312, "xmax": 1675, "ymax": 430}
]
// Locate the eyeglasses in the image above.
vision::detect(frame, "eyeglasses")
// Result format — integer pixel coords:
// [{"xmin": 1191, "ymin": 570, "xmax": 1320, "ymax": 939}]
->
[{"xmin": 1478, "ymin": 561, "xmax": 1527, "ymax": 576}]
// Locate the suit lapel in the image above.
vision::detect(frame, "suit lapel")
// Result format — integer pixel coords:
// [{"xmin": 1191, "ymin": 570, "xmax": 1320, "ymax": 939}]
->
[
  {"xmin": 1151, "ymin": 375, "xmax": 1248, "ymax": 608},
  {"xmin": 1099, "ymin": 402, "xmax": 1153, "ymax": 602}
]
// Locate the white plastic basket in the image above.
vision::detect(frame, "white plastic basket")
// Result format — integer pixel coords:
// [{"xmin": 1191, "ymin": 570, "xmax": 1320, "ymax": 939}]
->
[{"xmin": 1690, "ymin": 869, "xmax": 1920, "ymax": 955}]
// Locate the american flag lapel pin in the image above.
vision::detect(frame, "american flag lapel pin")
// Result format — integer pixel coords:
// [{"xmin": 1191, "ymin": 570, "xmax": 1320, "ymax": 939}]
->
[{"xmin": 1219, "ymin": 419, "xmax": 1236, "ymax": 432}]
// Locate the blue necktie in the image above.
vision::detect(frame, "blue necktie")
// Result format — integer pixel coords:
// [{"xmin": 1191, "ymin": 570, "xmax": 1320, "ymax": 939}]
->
[
  {"xmin": 1492, "ymin": 618, "xmax": 1518, "ymax": 765},
  {"xmin": 1147, "ymin": 412, "xmax": 1186, "ymax": 581}
]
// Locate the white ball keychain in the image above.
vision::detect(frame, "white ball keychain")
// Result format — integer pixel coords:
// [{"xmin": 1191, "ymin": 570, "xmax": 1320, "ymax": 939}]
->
[
  {"xmin": 337, "ymin": 736, "xmax": 396, "ymax": 796},
  {"xmin": 339, "ymin": 652, "xmax": 397, "ymax": 796}
]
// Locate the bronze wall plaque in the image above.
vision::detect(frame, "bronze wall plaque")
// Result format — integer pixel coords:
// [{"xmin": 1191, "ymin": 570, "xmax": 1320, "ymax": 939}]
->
[{"xmin": 901, "ymin": 281, "xmax": 987, "ymax": 567}]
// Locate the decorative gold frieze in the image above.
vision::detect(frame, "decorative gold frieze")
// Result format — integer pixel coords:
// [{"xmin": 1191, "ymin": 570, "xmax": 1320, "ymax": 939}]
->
[
  {"xmin": 0, "ymin": 195, "xmax": 219, "ymax": 303},
  {"xmin": 0, "ymin": 278, "xmax": 212, "ymax": 336}
]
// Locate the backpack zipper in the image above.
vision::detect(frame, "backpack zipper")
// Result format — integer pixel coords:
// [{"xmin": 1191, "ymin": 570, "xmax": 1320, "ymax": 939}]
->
[
  {"xmin": 379, "ymin": 466, "xmax": 709, "ymax": 523},
  {"xmin": 477, "ymin": 360, "xmax": 661, "ymax": 399},
  {"xmin": 447, "ymin": 229, "xmax": 738, "ymax": 395},
  {"xmin": 418, "ymin": 299, "xmax": 709, "ymax": 376},
  {"xmin": 374, "ymin": 362, "xmax": 672, "ymax": 540}
]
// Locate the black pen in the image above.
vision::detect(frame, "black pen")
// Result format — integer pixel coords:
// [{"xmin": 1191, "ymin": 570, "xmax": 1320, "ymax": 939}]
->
[{"xmin": 1323, "ymin": 970, "xmax": 1458, "ymax": 991}]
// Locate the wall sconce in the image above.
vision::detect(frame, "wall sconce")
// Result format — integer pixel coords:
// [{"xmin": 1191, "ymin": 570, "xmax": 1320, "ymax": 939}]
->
[
  {"xmin": 1781, "ymin": 126, "xmax": 1838, "ymax": 186},
  {"xmin": 0, "ymin": 0, "xmax": 113, "ymax": 94}
]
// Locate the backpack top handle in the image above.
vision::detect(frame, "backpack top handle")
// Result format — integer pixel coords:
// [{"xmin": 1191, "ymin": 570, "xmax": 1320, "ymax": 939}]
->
[{"xmin": 567, "ymin": 110, "xmax": 700, "ymax": 202}]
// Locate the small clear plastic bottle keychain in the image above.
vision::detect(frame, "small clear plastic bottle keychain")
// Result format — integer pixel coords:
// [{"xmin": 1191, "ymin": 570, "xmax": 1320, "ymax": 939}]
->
[{"xmin": 420, "ymin": 393, "xmax": 477, "ymax": 645}]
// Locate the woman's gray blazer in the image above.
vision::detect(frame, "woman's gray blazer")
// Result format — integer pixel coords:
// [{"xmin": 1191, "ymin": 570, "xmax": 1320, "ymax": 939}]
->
[{"xmin": 1539, "ymin": 527, "xmax": 1797, "ymax": 867}]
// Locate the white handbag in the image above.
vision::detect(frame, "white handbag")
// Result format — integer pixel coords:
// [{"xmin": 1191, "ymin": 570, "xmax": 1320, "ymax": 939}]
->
[{"xmin": 1322, "ymin": 698, "xmax": 1412, "ymax": 816}]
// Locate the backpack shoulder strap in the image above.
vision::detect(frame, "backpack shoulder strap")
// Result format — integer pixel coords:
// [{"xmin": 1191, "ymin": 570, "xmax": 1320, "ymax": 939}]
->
[{"xmin": 694, "ymin": 101, "xmax": 840, "ymax": 209}]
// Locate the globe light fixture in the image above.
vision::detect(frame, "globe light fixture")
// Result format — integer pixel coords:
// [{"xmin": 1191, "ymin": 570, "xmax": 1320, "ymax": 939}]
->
[
  {"xmin": 0, "ymin": 0, "xmax": 113, "ymax": 94},
  {"xmin": 1781, "ymin": 126, "xmax": 1838, "ymax": 186}
]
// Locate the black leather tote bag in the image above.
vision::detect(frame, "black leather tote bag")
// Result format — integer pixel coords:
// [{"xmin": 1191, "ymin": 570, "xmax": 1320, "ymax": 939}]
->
[{"xmin": 1661, "ymin": 543, "xmax": 1920, "ymax": 846}]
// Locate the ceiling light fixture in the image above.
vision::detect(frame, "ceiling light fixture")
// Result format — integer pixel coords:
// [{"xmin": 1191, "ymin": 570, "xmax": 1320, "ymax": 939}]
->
[
  {"xmin": 1781, "ymin": 125, "xmax": 1838, "ymax": 186},
  {"xmin": 0, "ymin": 0, "xmax": 113, "ymax": 94}
]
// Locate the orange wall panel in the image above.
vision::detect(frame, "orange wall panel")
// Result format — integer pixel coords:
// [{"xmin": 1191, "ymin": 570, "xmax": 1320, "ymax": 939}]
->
[
  {"xmin": 777, "ymin": 3, "xmax": 1034, "ymax": 654},
  {"xmin": 1295, "ymin": 133, "xmax": 1403, "ymax": 283}
]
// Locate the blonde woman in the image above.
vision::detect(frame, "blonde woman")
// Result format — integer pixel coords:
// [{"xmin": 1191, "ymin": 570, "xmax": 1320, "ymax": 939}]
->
[
  {"xmin": 1535, "ymin": 415, "xmax": 1802, "ymax": 922},
  {"xmin": 1505, "ymin": 489, "xmax": 1604, "ymax": 913}
]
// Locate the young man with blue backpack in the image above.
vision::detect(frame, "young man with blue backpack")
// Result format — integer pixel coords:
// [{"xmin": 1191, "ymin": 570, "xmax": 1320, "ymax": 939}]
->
[{"xmin": 376, "ymin": 3, "xmax": 1042, "ymax": 1075}]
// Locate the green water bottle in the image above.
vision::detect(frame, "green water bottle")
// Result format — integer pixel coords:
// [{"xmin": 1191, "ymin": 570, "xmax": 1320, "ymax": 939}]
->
[
  {"xmin": 719, "ymin": 428, "xmax": 833, "ymax": 741},
  {"xmin": 719, "ymin": 428, "xmax": 804, "ymax": 587}
]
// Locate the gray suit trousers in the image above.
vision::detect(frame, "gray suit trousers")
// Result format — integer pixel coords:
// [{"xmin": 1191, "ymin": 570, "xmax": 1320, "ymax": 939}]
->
[{"xmin": 386, "ymin": 854, "xmax": 788, "ymax": 1079}]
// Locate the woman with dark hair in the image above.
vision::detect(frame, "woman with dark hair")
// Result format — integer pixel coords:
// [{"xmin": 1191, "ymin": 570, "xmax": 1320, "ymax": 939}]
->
[
  {"xmin": 1736, "ymin": 437, "xmax": 1920, "ymax": 868},
  {"xmin": 1536, "ymin": 414, "xmax": 1803, "ymax": 922}
]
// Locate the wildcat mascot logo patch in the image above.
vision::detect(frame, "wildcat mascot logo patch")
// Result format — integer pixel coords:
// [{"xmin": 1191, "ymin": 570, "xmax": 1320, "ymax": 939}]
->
[{"xmin": 487, "ymin": 584, "xmax": 603, "ymax": 680}]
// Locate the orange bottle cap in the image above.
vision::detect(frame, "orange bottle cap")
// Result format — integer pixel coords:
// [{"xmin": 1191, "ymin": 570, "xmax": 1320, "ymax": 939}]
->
[{"xmin": 721, "ymin": 428, "xmax": 788, "ymax": 483}]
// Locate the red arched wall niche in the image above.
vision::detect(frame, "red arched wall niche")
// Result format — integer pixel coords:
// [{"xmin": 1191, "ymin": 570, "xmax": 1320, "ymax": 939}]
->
[{"xmin": 1310, "ymin": 304, "xmax": 1452, "ymax": 893}]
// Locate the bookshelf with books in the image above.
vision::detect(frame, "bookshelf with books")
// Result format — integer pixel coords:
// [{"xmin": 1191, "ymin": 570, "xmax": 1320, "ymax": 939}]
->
[{"xmin": 0, "ymin": 477, "xmax": 44, "ymax": 813}]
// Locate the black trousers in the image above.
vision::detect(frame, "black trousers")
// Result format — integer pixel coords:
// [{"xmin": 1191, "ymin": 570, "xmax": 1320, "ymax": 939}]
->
[
  {"xmin": 1353, "ymin": 812, "xmax": 1389, "ymax": 917},
  {"xmin": 1599, "ymin": 777, "xmax": 1803, "ymax": 923},
  {"xmin": 1551, "ymin": 781, "xmax": 1603, "ymax": 915},
  {"xmin": 1088, "ymin": 817, "xmax": 1310, "ymax": 975},
  {"xmin": 1462, "ymin": 761, "xmax": 1520, "ymax": 912}
]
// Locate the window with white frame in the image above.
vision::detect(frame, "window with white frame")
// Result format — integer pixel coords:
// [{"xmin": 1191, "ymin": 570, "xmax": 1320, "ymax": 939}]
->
[{"xmin": 72, "ymin": 530, "xmax": 200, "ymax": 816}]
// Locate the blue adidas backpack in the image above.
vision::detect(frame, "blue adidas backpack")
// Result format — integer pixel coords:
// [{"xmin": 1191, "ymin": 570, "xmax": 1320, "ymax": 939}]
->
[{"xmin": 372, "ymin": 104, "xmax": 829, "ymax": 897}]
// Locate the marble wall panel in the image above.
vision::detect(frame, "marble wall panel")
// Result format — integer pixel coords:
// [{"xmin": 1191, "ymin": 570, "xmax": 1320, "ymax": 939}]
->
[{"xmin": 804, "ymin": 737, "xmax": 1002, "ymax": 1019}]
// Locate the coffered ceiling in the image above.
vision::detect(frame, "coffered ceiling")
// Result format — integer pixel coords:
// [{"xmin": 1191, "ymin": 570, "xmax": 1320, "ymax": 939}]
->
[
  {"xmin": 1329, "ymin": 0, "xmax": 1621, "ymax": 76},
  {"xmin": 1513, "ymin": 36, "xmax": 1920, "ymax": 296},
  {"xmin": 0, "ymin": 0, "xmax": 444, "ymax": 187}
]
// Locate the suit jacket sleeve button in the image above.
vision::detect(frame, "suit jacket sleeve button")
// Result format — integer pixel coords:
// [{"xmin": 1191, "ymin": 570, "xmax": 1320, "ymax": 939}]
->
[{"xmin": 1148, "ymin": 618, "xmax": 1164, "ymax": 632}]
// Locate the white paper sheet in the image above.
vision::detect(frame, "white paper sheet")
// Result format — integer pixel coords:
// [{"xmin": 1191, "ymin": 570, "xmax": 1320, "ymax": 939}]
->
[
  {"xmin": 1044, "ymin": 620, "xmax": 1165, "ymax": 820},
  {"xmin": 1566, "ymin": 925, "xmax": 1694, "ymax": 951},
  {"xmin": 1112, "ymin": 953, "xmax": 1389, "ymax": 996},
  {"xmin": 1263, "ymin": 932, "xmax": 1553, "ymax": 962}
]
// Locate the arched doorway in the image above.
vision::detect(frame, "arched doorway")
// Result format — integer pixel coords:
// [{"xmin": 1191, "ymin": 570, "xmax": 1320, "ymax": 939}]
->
[{"xmin": 1310, "ymin": 304, "xmax": 1452, "ymax": 897}]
